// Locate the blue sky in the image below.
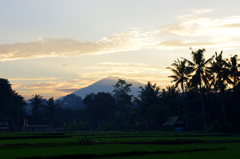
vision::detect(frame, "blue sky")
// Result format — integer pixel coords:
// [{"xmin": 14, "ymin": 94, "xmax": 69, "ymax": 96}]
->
[{"xmin": 1, "ymin": 0, "xmax": 240, "ymax": 99}]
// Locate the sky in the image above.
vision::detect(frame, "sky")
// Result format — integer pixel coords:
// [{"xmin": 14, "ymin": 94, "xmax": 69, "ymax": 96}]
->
[{"xmin": 1, "ymin": 0, "xmax": 240, "ymax": 100}]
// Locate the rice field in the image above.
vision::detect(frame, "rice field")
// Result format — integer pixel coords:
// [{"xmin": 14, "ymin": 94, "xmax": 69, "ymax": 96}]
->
[{"xmin": 0, "ymin": 131, "xmax": 239, "ymax": 159}]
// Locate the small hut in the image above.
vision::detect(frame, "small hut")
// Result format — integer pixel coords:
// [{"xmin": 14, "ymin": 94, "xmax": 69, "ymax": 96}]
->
[{"xmin": 163, "ymin": 116, "xmax": 184, "ymax": 131}]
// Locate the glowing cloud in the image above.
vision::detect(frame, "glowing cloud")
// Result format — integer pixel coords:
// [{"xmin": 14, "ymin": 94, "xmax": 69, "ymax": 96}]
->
[
  {"xmin": 9, "ymin": 77, "xmax": 59, "ymax": 80},
  {"xmin": 62, "ymin": 64, "xmax": 68, "ymax": 67},
  {"xmin": 0, "ymin": 31, "xmax": 154, "ymax": 61},
  {"xmin": 1, "ymin": 10, "xmax": 240, "ymax": 61}
]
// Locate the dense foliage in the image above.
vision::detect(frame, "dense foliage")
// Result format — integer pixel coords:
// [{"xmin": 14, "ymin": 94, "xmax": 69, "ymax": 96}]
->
[
  {"xmin": 1, "ymin": 48, "xmax": 240, "ymax": 132},
  {"xmin": 0, "ymin": 78, "xmax": 27, "ymax": 127}
]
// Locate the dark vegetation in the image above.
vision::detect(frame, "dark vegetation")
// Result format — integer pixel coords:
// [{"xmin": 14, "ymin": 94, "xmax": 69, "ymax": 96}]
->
[
  {"xmin": 17, "ymin": 147, "xmax": 227, "ymax": 159},
  {"xmin": 0, "ymin": 132, "xmax": 239, "ymax": 159},
  {"xmin": 1, "ymin": 48, "xmax": 240, "ymax": 132}
]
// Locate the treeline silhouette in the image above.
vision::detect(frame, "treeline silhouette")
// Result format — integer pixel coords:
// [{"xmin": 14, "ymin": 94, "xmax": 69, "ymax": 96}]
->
[{"xmin": 0, "ymin": 48, "xmax": 239, "ymax": 132}]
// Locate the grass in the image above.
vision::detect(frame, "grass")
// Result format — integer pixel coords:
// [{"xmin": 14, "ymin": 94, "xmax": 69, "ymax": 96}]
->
[
  {"xmin": 0, "ymin": 131, "xmax": 239, "ymax": 159},
  {"xmin": 1, "ymin": 143, "xmax": 229, "ymax": 159}
]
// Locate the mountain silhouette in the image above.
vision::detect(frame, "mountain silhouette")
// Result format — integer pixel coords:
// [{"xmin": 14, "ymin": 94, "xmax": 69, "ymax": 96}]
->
[{"xmin": 60, "ymin": 76, "xmax": 145, "ymax": 100}]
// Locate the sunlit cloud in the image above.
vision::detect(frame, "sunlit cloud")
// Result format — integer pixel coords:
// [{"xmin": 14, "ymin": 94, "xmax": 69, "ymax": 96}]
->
[
  {"xmin": 25, "ymin": 82, "xmax": 63, "ymax": 89},
  {"xmin": 9, "ymin": 77, "xmax": 59, "ymax": 80},
  {"xmin": 62, "ymin": 64, "xmax": 68, "ymax": 67},
  {"xmin": 17, "ymin": 78, "xmax": 99, "ymax": 99},
  {"xmin": 190, "ymin": 9, "xmax": 214, "ymax": 14},
  {"xmin": 0, "ymin": 31, "xmax": 154, "ymax": 61},
  {"xmin": 157, "ymin": 14, "xmax": 240, "ymax": 44},
  {"xmin": 98, "ymin": 62, "xmax": 148, "ymax": 67},
  {"xmin": 30, "ymin": 89, "xmax": 56, "ymax": 93},
  {"xmin": 80, "ymin": 62, "xmax": 173, "ymax": 88},
  {"xmin": 1, "ymin": 11, "xmax": 240, "ymax": 61},
  {"xmin": 24, "ymin": 80, "xmax": 86, "ymax": 90},
  {"xmin": 80, "ymin": 72, "xmax": 171, "ymax": 88},
  {"xmin": 14, "ymin": 62, "xmax": 173, "ymax": 99},
  {"xmin": 157, "ymin": 39, "xmax": 216, "ymax": 48},
  {"xmin": 23, "ymin": 78, "xmax": 98, "ymax": 92},
  {"xmin": 86, "ymin": 62, "xmax": 169, "ymax": 72},
  {"xmin": 11, "ymin": 83, "xmax": 22, "ymax": 89},
  {"xmin": 221, "ymin": 23, "xmax": 240, "ymax": 28},
  {"xmin": 55, "ymin": 89, "xmax": 80, "ymax": 93}
]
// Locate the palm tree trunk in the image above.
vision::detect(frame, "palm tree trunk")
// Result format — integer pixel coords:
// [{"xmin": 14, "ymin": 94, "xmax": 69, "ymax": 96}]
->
[
  {"xmin": 181, "ymin": 83, "xmax": 187, "ymax": 130},
  {"xmin": 220, "ymin": 88, "xmax": 227, "ymax": 124},
  {"xmin": 234, "ymin": 74, "xmax": 236, "ymax": 94},
  {"xmin": 234, "ymin": 74, "xmax": 236, "ymax": 104},
  {"xmin": 200, "ymin": 92, "xmax": 207, "ymax": 127},
  {"xmin": 199, "ymin": 84, "xmax": 207, "ymax": 128}
]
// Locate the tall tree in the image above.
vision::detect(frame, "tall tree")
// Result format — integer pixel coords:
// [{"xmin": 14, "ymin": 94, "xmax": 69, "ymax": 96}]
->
[
  {"xmin": 56, "ymin": 94, "xmax": 85, "ymax": 109},
  {"xmin": 166, "ymin": 58, "xmax": 194, "ymax": 129},
  {"xmin": 83, "ymin": 92, "xmax": 116, "ymax": 130},
  {"xmin": 134, "ymin": 82, "xmax": 160, "ymax": 123},
  {"xmin": 226, "ymin": 55, "xmax": 240, "ymax": 94},
  {"xmin": 161, "ymin": 85, "xmax": 181, "ymax": 118},
  {"xmin": 183, "ymin": 48, "xmax": 213, "ymax": 127},
  {"xmin": 113, "ymin": 79, "xmax": 132, "ymax": 95},
  {"xmin": 112, "ymin": 79, "xmax": 133, "ymax": 122},
  {"xmin": 0, "ymin": 79, "xmax": 14, "ymax": 115},
  {"xmin": 43, "ymin": 97, "xmax": 60, "ymax": 123},
  {"xmin": 0, "ymin": 78, "xmax": 26, "ymax": 126},
  {"xmin": 112, "ymin": 79, "xmax": 132, "ymax": 106},
  {"xmin": 30, "ymin": 94, "xmax": 43, "ymax": 119},
  {"xmin": 208, "ymin": 51, "xmax": 231, "ymax": 124}
]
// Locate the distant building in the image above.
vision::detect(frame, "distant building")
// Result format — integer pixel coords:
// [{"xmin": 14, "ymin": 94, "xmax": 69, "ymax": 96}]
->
[
  {"xmin": 0, "ymin": 112, "xmax": 12, "ymax": 132},
  {"xmin": 21, "ymin": 119, "xmax": 52, "ymax": 132},
  {"xmin": 163, "ymin": 116, "xmax": 184, "ymax": 131}
]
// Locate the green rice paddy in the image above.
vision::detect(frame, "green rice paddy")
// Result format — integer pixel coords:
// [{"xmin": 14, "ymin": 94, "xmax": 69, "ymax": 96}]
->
[{"xmin": 0, "ymin": 131, "xmax": 239, "ymax": 159}]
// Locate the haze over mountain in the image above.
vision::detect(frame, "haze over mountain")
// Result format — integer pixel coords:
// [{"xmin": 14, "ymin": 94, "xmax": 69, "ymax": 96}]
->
[{"xmin": 59, "ymin": 76, "xmax": 145, "ymax": 100}]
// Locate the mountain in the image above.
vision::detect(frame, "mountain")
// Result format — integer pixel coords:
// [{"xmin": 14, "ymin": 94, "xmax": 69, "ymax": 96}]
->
[
  {"xmin": 25, "ymin": 77, "xmax": 144, "ymax": 112},
  {"xmin": 61, "ymin": 76, "xmax": 145, "ymax": 100}
]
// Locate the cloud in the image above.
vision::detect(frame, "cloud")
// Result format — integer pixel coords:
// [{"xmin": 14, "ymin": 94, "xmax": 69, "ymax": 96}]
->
[
  {"xmin": 25, "ymin": 82, "xmax": 62, "ymax": 89},
  {"xmin": 24, "ymin": 78, "xmax": 98, "ymax": 90},
  {"xmin": 221, "ymin": 23, "xmax": 240, "ymax": 28},
  {"xmin": 1, "ymin": 10, "xmax": 240, "ymax": 61},
  {"xmin": 9, "ymin": 77, "xmax": 59, "ymax": 80},
  {"xmin": 157, "ymin": 14, "xmax": 240, "ymax": 43},
  {"xmin": 157, "ymin": 39, "xmax": 216, "ymax": 48},
  {"xmin": 25, "ymin": 81, "xmax": 80, "ymax": 89},
  {"xmin": 80, "ymin": 62, "xmax": 173, "ymax": 87},
  {"xmin": 14, "ymin": 63, "xmax": 172, "ymax": 99},
  {"xmin": 11, "ymin": 83, "xmax": 22, "ymax": 89},
  {"xmin": 83, "ymin": 62, "xmax": 170, "ymax": 75},
  {"xmin": 55, "ymin": 89, "xmax": 79, "ymax": 93},
  {"xmin": 190, "ymin": 9, "xmax": 214, "ymax": 14},
  {"xmin": 80, "ymin": 71, "xmax": 171, "ymax": 87},
  {"xmin": 30, "ymin": 89, "xmax": 56, "ymax": 93},
  {"xmin": 17, "ymin": 78, "xmax": 99, "ymax": 99},
  {"xmin": 62, "ymin": 64, "xmax": 68, "ymax": 67},
  {"xmin": 0, "ymin": 31, "xmax": 154, "ymax": 61},
  {"xmin": 98, "ymin": 62, "xmax": 148, "ymax": 67}
]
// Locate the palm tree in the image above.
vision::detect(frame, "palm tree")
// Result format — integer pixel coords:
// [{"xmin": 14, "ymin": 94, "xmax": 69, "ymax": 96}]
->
[
  {"xmin": 182, "ymin": 48, "xmax": 214, "ymax": 127},
  {"xmin": 161, "ymin": 85, "xmax": 181, "ymax": 117},
  {"xmin": 166, "ymin": 58, "xmax": 194, "ymax": 129},
  {"xmin": 30, "ymin": 94, "xmax": 43, "ymax": 119},
  {"xmin": 43, "ymin": 97, "xmax": 60, "ymax": 123},
  {"xmin": 208, "ymin": 51, "xmax": 231, "ymax": 124},
  {"xmin": 161, "ymin": 85, "xmax": 181, "ymax": 102},
  {"xmin": 134, "ymin": 82, "xmax": 161, "ymax": 122},
  {"xmin": 226, "ymin": 55, "xmax": 240, "ymax": 94}
]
